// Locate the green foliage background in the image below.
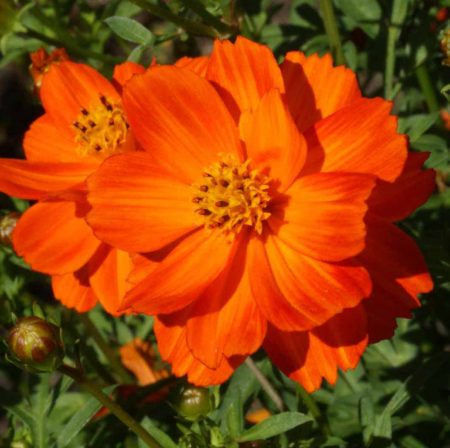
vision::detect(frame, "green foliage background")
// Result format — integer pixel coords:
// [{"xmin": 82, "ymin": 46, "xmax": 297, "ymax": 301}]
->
[{"xmin": 0, "ymin": 0, "xmax": 449, "ymax": 447}]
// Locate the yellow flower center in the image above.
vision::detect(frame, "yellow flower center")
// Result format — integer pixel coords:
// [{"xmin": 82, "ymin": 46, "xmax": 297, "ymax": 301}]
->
[
  {"xmin": 192, "ymin": 155, "xmax": 271, "ymax": 235},
  {"xmin": 73, "ymin": 95, "xmax": 128, "ymax": 158}
]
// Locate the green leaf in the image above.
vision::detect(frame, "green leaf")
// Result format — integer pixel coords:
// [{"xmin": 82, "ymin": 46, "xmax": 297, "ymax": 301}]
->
[
  {"xmin": 398, "ymin": 113, "xmax": 439, "ymax": 142},
  {"xmin": 105, "ymin": 16, "xmax": 154, "ymax": 45},
  {"xmin": 237, "ymin": 412, "xmax": 312, "ymax": 442},
  {"xmin": 139, "ymin": 417, "xmax": 178, "ymax": 448},
  {"xmin": 335, "ymin": 0, "xmax": 381, "ymax": 38},
  {"xmin": 225, "ymin": 390, "xmax": 243, "ymax": 438}
]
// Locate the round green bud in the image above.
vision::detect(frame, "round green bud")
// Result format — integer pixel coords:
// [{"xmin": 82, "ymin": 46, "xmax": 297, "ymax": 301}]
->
[
  {"xmin": 174, "ymin": 385, "xmax": 212, "ymax": 421},
  {"xmin": 7, "ymin": 316, "xmax": 64, "ymax": 373},
  {"xmin": 0, "ymin": 211, "xmax": 20, "ymax": 246}
]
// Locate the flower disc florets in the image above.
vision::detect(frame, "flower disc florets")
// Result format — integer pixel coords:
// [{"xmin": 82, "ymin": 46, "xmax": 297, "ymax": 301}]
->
[
  {"xmin": 192, "ymin": 155, "xmax": 271, "ymax": 235},
  {"xmin": 73, "ymin": 95, "xmax": 128, "ymax": 158}
]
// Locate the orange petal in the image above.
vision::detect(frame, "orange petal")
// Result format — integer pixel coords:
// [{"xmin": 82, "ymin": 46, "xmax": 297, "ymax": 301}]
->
[
  {"xmin": 155, "ymin": 317, "xmax": 244, "ymax": 386},
  {"xmin": 52, "ymin": 267, "xmax": 97, "ymax": 312},
  {"xmin": 40, "ymin": 61, "xmax": 119, "ymax": 129},
  {"xmin": 270, "ymin": 172, "xmax": 375, "ymax": 262},
  {"xmin": 113, "ymin": 61, "xmax": 145, "ymax": 87},
  {"xmin": 302, "ymin": 98, "xmax": 407, "ymax": 182},
  {"xmin": 87, "ymin": 152, "xmax": 198, "ymax": 253},
  {"xmin": 263, "ymin": 233, "xmax": 371, "ymax": 330},
  {"xmin": 186, "ymin": 231, "xmax": 267, "ymax": 368},
  {"xmin": 122, "ymin": 229, "xmax": 236, "ymax": 315},
  {"xmin": 13, "ymin": 200, "xmax": 101, "ymax": 275},
  {"xmin": 0, "ymin": 159, "xmax": 97, "ymax": 200},
  {"xmin": 88, "ymin": 246, "xmax": 133, "ymax": 316},
  {"xmin": 264, "ymin": 305, "xmax": 368, "ymax": 392},
  {"xmin": 359, "ymin": 216, "xmax": 433, "ymax": 343},
  {"xmin": 123, "ymin": 65, "xmax": 242, "ymax": 183},
  {"xmin": 368, "ymin": 152, "xmax": 435, "ymax": 222},
  {"xmin": 245, "ymin": 89, "xmax": 307, "ymax": 192},
  {"xmin": 281, "ymin": 52, "xmax": 361, "ymax": 132},
  {"xmin": 175, "ymin": 56, "xmax": 209, "ymax": 77},
  {"xmin": 206, "ymin": 37, "xmax": 284, "ymax": 120}
]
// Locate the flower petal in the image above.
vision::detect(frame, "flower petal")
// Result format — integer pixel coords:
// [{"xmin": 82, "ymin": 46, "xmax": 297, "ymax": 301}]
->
[
  {"xmin": 112, "ymin": 61, "xmax": 145, "ymax": 87},
  {"xmin": 281, "ymin": 51, "xmax": 361, "ymax": 132},
  {"xmin": 52, "ymin": 267, "xmax": 97, "ymax": 312},
  {"xmin": 154, "ymin": 317, "xmax": 243, "ymax": 386},
  {"xmin": 122, "ymin": 229, "xmax": 237, "ymax": 315},
  {"xmin": 13, "ymin": 200, "xmax": 101, "ymax": 275},
  {"xmin": 123, "ymin": 65, "xmax": 242, "ymax": 183},
  {"xmin": 175, "ymin": 56, "xmax": 209, "ymax": 77},
  {"xmin": 0, "ymin": 159, "xmax": 97, "ymax": 199},
  {"xmin": 270, "ymin": 172, "xmax": 375, "ymax": 262},
  {"xmin": 302, "ymin": 98, "xmax": 407, "ymax": 182},
  {"xmin": 87, "ymin": 152, "xmax": 198, "ymax": 253},
  {"xmin": 206, "ymin": 36, "xmax": 284, "ymax": 119},
  {"xmin": 263, "ymin": 233, "xmax": 371, "ymax": 330},
  {"xmin": 264, "ymin": 305, "xmax": 368, "ymax": 392},
  {"xmin": 368, "ymin": 152, "xmax": 435, "ymax": 222},
  {"xmin": 245, "ymin": 89, "xmax": 307, "ymax": 192}
]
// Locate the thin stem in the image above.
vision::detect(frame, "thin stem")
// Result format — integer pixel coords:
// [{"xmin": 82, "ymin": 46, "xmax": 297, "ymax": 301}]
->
[
  {"xmin": 319, "ymin": 0, "xmax": 345, "ymax": 65},
  {"xmin": 59, "ymin": 364, "xmax": 160, "ymax": 448},
  {"xmin": 415, "ymin": 64, "xmax": 440, "ymax": 113},
  {"xmin": 79, "ymin": 313, "xmax": 133, "ymax": 384},
  {"xmin": 182, "ymin": 0, "xmax": 234, "ymax": 35},
  {"xmin": 245, "ymin": 358, "xmax": 284, "ymax": 412},
  {"xmin": 297, "ymin": 385, "xmax": 331, "ymax": 436},
  {"xmin": 131, "ymin": 0, "xmax": 218, "ymax": 38}
]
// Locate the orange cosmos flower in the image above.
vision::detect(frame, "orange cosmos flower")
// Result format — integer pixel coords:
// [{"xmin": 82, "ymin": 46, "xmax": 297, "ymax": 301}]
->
[
  {"xmin": 0, "ymin": 58, "xmax": 146, "ymax": 314},
  {"xmin": 87, "ymin": 37, "xmax": 434, "ymax": 391}
]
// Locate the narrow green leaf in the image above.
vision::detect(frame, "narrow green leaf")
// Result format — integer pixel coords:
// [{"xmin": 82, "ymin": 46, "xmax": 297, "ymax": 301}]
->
[
  {"xmin": 237, "ymin": 412, "xmax": 312, "ymax": 442},
  {"xmin": 105, "ymin": 16, "xmax": 154, "ymax": 45},
  {"xmin": 139, "ymin": 417, "xmax": 178, "ymax": 448},
  {"xmin": 372, "ymin": 411, "xmax": 392, "ymax": 439},
  {"xmin": 225, "ymin": 390, "xmax": 243, "ymax": 438}
]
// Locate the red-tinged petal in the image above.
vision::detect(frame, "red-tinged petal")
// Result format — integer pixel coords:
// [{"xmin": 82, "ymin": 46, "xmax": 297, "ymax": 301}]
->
[
  {"xmin": 281, "ymin": 51, "xmax": 361, "ymax": 132},
  {"xmin": 186, "ymin": 232, "xmax": 266, "ymax": 368},
  {"xmin": 52, "ymin": 267, "xmax": 97, "ymax": 312},
  {"xmin": 302, "ymin": 98, "xmax": 407, "ymax": 182},
  {"xmin": 23, "ymin": 115, "xmax": 99, "ymax": 164},
  {"xmin": 270, "ymin": 172, "xmax": 375, "ymax": 262},
  {"xmin": 0, "ymin": 159, "xmax": 97, "ymax": 200},
  {"xmin": 263, "ymin": 233, "xmax": 371, "ymax": 330},
  {"xmin": 368, "ymin": 152, "xmax": 436, "ymax": 222},
  {"xmin": 113, "ymin": 61, "xmax": 145, "ymax": 87},
  {"xmin": 123, "ymin": 65, "xmax": 242, "ymax": 183},
  {"xmin": 88, "ymin": 246, "xmax": 133, "ymax": 316},
  {"xmin": 206, "ymin": 36, "xmax": 284, "ymax": 120},
  {"xmin": 358, "ymin": 216, "xmax": 433, "ymax": 343},
  {"xmin": 154, "ymin": 317, "xmax": 243, "ymax": 385},
  {"xmin": 264, "ymin": 305, "xmax": 368, "ymax": 392},
  {"xmin": 122, "ymin": 229, "xmax": 236, "ymax": 315},
  {"xmin": 13, "ymin": 200, "xmax": 101, "ymax": 275},
  {"xmin": 40, "ymin": 61, "xmax": 119, "ymax": 129},
  {"xmin": 247, "ymin": 235, "xmax": 323, "ymax": 331},
  {"xmin": 245, "ymin": 89, "xmax": 307, "ymax": 192},
  {"xmin": 87, "ymin": 152, "xmax": 198, "ymax": 253},
  {"xmin": 175, "ymin": 56, "xmax": 209, "ymax": 77}
]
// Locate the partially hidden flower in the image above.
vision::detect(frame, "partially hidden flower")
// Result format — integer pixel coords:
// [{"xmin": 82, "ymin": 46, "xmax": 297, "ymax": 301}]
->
[
  {"xmin": 29, "ymin": 48, "xmax": 69, "ymax": 92},
  {"xmin": 86, "ymin": 37, "xmax": 435, "ymax": 391},
  {"xmin": 0, "ymin": 56, "xmax": 146, "ymax": 314}
]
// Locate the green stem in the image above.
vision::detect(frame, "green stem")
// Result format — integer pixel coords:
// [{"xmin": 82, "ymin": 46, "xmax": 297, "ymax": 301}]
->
[
  {"xmin": 245, "ymin": 358, "xmax": 284, "ymax": 411},
  {"xmin": 131, "ymin": 0, "xmax": 218, "ymax": 38},
  {"xmin": 79, "ymin": 313, "xmax": 133, "ymax": 384},
  {"xmin": 297, "ymin": 385, "xmax": 331, "ymax": 436},
  {"xmin": 319, "ymin": 0, "xmax": 345, "ymax": 65},
  {"xmin": 415, "ymin": 64, "xmax": 440, "ymax": 112},
  {"xmin": 182, "ymin": 0, "xmax": 235, "ymax": 35},
  {"xmin": 384, "ymin": 0, "xmax": 407, "ymax": 99},
  {"xmin": 59, "ymin": 364, "xmax": 160, "ymax": 448}
]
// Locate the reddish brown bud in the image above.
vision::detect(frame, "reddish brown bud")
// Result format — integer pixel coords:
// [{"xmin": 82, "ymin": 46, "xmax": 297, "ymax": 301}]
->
[
  {"xmin": 0, "ymin": 212, "xmax": 20, "ymax": 246},
  {"xmin": 7, "ymin": 316, "xmax": 64, "ymax": 373}
]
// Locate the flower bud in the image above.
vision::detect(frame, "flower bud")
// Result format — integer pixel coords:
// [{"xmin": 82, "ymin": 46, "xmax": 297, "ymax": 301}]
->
[
  {"xmin": 173, "ymin": 385, "xmax": 212, "ymax": 421},
  {"xmin": 29, "ymin": 48, "xmax": 69, "ymax": 94},
  {"xmin": 7, "ymin": 316, "xmax": 64, "ymax": 373},
  {"xmin": 0, "ymin": 211, "xmax": 20, "ymax": 246},
  {"xmin": 440, "ymin": 28, "xmax": 450, "ymax": 66}
]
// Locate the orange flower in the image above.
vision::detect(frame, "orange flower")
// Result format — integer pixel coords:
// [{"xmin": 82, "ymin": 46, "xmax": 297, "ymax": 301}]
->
[
  {"xmin": 87, "ymin": 37, "xmax": 434, "ymax": 391},
  {"xmin": 0, "ymin": 58, "xmax": 146, "ymax": 314},
  {"xmin": 29, "ymin": 48, "xmax": 70, "ymax": 92}
]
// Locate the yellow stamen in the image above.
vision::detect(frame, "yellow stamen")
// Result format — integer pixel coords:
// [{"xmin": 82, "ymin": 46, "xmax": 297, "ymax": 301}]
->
[
  {"xmin": 72, "ymin": 95, "xmax": 128, "ymax": 158},
  {"xmin": 192, "ymin": 155, "xmax": 271, "ymax": 235}
]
